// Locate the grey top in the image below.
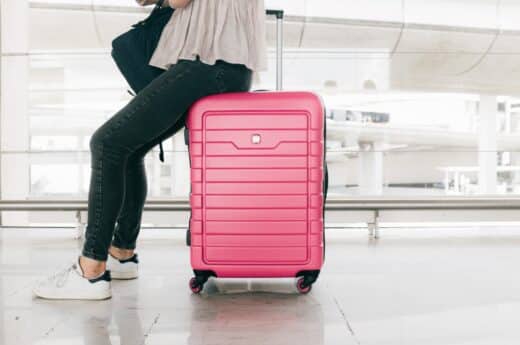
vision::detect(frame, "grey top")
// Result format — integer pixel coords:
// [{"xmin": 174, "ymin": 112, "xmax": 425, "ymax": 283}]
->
[{"xmin": 148, "ymin": 0, "xmax": 268, "ymax": 72}]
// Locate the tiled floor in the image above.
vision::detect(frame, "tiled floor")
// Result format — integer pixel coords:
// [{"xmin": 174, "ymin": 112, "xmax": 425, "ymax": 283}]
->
[{"xmin": 1, "ymin": 226, "xmax": 520, "ymax": 345}]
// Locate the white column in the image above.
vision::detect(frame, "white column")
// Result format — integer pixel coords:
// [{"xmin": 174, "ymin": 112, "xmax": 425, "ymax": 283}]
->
[
  {"xmin": 1, "ymin": 0, "xmax": 30, "ymax": 225},
  {"xmin": 358, "ymin": 141, "xmax": 383, "ymax": 195},
  {"xmin": 478, "ymin": 95, "xmax": 498, "ymax": 194}
]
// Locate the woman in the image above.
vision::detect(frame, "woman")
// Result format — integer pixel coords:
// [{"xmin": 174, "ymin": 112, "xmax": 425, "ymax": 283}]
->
[{"xmin": 34, "ymin": 0, "xmax": 267, "ymax": 300}]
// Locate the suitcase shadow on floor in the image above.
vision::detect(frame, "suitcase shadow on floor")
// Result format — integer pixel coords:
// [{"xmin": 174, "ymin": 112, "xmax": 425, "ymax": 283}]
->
[
  {"xmin": 188, "ymin": 279, "xmax": 325, "ymax": 345},
  {"xmin": 202, "ymin": 277, "xmax": 302, "ymax": 295}
]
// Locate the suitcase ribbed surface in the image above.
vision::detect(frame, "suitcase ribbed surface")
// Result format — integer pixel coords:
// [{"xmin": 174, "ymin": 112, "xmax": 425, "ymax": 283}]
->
[{"xmin": 188, "ymin": 91, "xmax": 324, "ymax": 270}]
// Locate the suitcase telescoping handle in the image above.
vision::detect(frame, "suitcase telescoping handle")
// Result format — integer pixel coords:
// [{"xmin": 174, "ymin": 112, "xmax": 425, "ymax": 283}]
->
[
  {"xmin": 266, "ymin": 9, "xmax": 284, "ymax": 91},
  {"xmin": 185, "ymin": 9, "xmax": 285, "ymax": 147}
]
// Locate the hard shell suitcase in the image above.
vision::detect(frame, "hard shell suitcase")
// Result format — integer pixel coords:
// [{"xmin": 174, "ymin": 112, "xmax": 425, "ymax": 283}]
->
[{"xmin": 185, "ymin": 10, "xmax": 327, "ymax": 294}]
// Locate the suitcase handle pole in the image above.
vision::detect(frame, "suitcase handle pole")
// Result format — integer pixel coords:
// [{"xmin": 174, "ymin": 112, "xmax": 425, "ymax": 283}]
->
[
  {"xmin": 266, "ymin": 9, "xmax": 284, "ymax": 91},
  {"xmin": 186, "ymin": 11, "xmax": 284, "ymax": 147}
]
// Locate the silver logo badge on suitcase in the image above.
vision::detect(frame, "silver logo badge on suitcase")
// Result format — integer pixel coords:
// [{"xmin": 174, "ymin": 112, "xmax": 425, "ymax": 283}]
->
[{"xmin": 251, "ymin": 134, "xmax": 261, "ymax": 144}]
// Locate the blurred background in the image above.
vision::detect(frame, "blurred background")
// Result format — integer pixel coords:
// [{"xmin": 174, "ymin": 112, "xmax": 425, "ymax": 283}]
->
[{"xmin": 2, "ymin": 0, "xmax": 520, "ymax": 226}]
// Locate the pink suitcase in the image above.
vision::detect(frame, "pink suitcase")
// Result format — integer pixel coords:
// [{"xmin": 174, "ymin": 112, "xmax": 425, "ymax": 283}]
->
[{"xmin": 184, "ymin": 10, "xmax": 328, "ymax": 294}]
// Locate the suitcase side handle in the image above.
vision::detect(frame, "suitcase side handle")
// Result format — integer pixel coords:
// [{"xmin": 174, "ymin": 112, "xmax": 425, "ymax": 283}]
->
[{"xmin": 184, "ymin": 126, "xmax": 189, "ymax": 146}]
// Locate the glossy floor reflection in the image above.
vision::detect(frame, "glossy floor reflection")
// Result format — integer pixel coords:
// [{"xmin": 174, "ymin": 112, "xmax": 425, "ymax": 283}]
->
[{"xmin": 1, "ymin": 226, "xmax": 520, "ymax": 345}]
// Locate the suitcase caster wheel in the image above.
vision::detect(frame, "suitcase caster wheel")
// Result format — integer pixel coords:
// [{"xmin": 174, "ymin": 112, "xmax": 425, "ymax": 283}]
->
[
  {"xmin": 189, "ymin": 277, "xmax": 203, "ymax": 294},
  {"xmin": 296, "ymin": 277, "xmax": 312, "ymax": 294}
]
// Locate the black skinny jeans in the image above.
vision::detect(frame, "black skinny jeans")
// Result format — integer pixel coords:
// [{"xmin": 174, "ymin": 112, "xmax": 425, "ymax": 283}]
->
[{"xmin": 82, "ymin": 58, "xmax": 252, "ymax": 261}]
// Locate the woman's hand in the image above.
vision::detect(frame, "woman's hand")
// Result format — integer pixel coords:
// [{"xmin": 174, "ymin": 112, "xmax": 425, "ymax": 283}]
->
[{"xmin": 168, "ymin": 0, "xmax": 192, "ymax": 8}]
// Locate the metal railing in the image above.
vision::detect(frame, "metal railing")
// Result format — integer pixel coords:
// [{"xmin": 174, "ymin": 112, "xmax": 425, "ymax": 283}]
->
[{"xmin": 2, "ymin": 196, "xmax": 520, "ymax": 239}]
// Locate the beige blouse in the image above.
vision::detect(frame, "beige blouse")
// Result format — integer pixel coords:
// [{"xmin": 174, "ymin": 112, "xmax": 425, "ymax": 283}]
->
[{"xmin": 148, "ymin": 0, "xmax": 268, "ymax": 72}]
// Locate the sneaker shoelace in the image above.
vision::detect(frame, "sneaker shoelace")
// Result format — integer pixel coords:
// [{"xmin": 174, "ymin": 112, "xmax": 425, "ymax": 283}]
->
[{"xmin": 48, "ymin": 264, "xmax": 77, "ymax": 288}]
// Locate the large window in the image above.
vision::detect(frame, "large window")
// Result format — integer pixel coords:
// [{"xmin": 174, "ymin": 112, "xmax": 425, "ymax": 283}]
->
[{"xmin": 3, "ymin": 0, "xmax": 520, "ymax": 211}]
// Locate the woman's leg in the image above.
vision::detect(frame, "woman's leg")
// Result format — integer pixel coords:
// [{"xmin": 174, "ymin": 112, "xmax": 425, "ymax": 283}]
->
[
  {"xmin": 81, "ymin": 59, "xmax": 252, "ymax": 277},
  {"xmin": 110, "ymin": 118, "xmax": 186, "ymax": 258},
  {"xmin": 111, "ymin": 62, "xmax": 253, "ymax": 258}
]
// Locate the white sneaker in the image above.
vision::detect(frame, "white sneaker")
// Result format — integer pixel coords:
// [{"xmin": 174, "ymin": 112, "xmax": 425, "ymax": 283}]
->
[
  {"xmin": 106, "ymin": 253, "xmax": 139, "ymax": 280},
  {"xmin": 33, "ymin": 258, "xmax": 112, "ymax": 300}
]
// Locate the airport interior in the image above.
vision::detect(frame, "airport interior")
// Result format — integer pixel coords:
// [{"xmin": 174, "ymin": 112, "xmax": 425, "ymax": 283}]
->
[{"xmin": 2, "ymin": 0, "xmax": 520, "ymax": 344}]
